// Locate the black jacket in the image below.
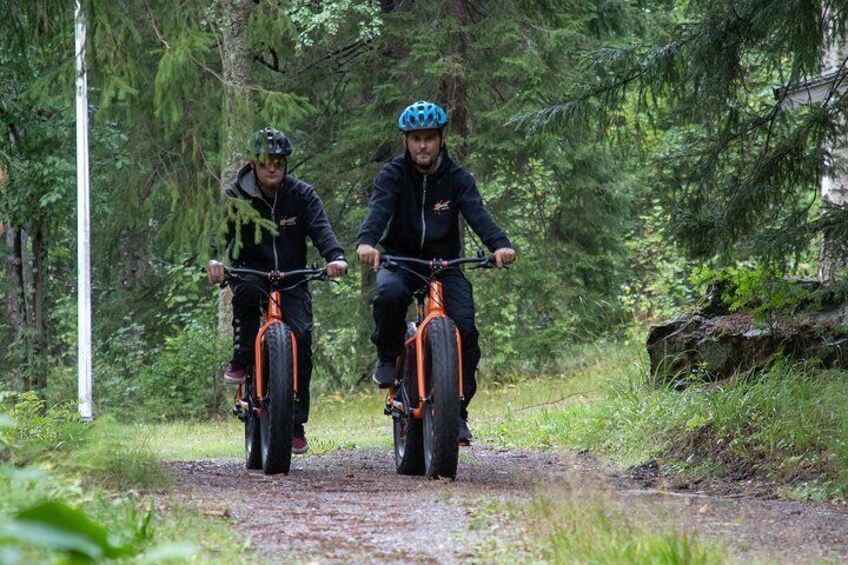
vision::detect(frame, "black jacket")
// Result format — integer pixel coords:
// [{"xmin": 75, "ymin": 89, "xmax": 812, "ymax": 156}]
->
[
  {"xmin": 225, "ymin": 164, "xmax": 345, "ymax": 271},
  {"xmin": 358, "ymin": 150, "xmax": 511, "ymax": 258}
]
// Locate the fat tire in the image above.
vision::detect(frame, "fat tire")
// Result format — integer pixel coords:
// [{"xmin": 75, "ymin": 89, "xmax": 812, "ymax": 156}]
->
[
  {"xmin": 422, "ymin": 317, "xmax": 460, "ymax": 479},
  {"xmin": 244, "ymin": 379, "xmax": 262, "ymax": 469},
  {"xmin": 260, "ymin": 323, "xmax": 294, "ymax": 475},
  {"xmin": 393, "ymin": 324, "xmax": 425, "ymax": 475},
  {"xmin": 393, "ymin": 416, "xmax": 425, "ymax": 475}
]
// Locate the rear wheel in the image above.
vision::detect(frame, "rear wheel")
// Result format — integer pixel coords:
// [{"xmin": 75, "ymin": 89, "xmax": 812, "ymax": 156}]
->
[
  {"xmin": 393, "ymin": 415, "xmax": 424, "ymax": 475},
  {"xmin": 244, "ymin": 378, "xmax": 262, "ymax": 470},
  {"xmin": 422, "ymin": 318, "xmax": 460, "ymax": 479},
  {"xmin": 393, "ymin": 323, "xmax": 424, "ymax": 475},
  {"xmin": 260, "ymin": 323, "xmax": 294, "ymax": 475}
]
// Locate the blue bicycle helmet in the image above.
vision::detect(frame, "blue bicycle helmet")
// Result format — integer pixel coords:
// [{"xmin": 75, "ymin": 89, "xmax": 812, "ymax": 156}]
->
[
  {"xmin": 397, "ymin": 100, "xmax": 448, "ymax": 132},
  {"xmin": 249, "ymin": 127, "xmax": 292, "ymax": 158}
]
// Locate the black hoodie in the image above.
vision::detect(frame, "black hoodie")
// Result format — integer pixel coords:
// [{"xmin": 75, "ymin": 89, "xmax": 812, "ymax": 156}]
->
[
  {"xmin": 225, "ymin": 164, "xmax": 345, "ymax": 271},
  {"xmin": 358, "ymin": 150, "xmax": 511, "ymax": 258}
]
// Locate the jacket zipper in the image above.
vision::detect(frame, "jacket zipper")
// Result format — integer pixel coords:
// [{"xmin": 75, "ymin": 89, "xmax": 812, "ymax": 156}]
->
[
  {"xmin": 262, "ymin": 190, "xmax": 280, "ymax": 270},
  {"xmin": 419, "ymin": 176, "xmax": 428, "ymax": 255}
]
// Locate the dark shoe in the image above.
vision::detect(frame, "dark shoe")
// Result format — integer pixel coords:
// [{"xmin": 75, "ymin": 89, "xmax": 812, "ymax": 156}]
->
[
  {"xmin": 371, "ymin": 358, "xmax": 397, "ymax": 388},
  {"xmin": 458, "ymin": 418, "xmax": 473, "ymax": 446},
  {"xmin": 224, "ymin": 362, "xmax": 248, "ymax": 385},
  {"xmin": 292, "ymin": 427, "xmax": 309, "ymax": 454}
]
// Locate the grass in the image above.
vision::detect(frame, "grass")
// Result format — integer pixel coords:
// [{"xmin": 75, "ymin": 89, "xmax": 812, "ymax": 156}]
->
[
  {"xmin": 138, "ymin": 390, "xmax": 391, "ymax": 461},
  {"xmin": 472, "ymin": 343, "xmax": 848, "ymax": 498},
  {"xmin": 521, "ymin": 489, "xmax": 727, "ymax": 564}
]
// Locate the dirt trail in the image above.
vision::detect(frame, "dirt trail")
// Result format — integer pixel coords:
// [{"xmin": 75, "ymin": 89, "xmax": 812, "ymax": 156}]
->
[{"xmin": 168, "ymin": 448, "xmax": 848, "ymax": 564}]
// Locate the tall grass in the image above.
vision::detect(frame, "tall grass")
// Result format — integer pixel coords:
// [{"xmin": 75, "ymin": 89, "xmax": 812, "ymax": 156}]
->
[
  {"xmin": 471, "ymin": 342, "xmax": 848, "ymax": 497},
  {"xmin": 524, "ymin": 491, "xmax": 725, "ymax": 564}
]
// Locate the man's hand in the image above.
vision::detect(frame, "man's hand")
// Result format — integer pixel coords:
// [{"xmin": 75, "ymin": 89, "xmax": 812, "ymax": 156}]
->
[
  {"xmin": 493, "ymin": 247, "xmax": 516, "ymax": 268},
  {"xmin": 326, "ymin": 260, "xmax": 348, "ymax": 278},
  {"xmin": 208, "ymin": 260, "xmax": 226, "ymax": 284},
  {"xmin": 357, "ymin": 244, "xmax": 381, "ymax": 271}
]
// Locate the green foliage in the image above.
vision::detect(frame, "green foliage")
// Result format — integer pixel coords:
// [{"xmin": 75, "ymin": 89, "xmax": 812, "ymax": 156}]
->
[
  {"xmin": 1, "ymin": 500, "xmax": 138, "ymax": 562},
  {"xmin": 0, "ymin": 392, "xmax": 83, "ymax": 466},
  {"xmin": 620, "ymin": 202, "xmax": 702, "ymax": 323},
  {"xmin": 544, "ymin": 352, "xmax": 848, "ymax": 494},
  {"xmin": 0, "ymin": 428, "xmax": 231, "ymax": 563},
  {"xmin": 691, "ymin": 263, "xmax": 810, "ymax": 323},
  {"xmin": 288, "ymin": 0, "xmax": 382, "ymax": 51},
  {"xmin": 534, "ymin": 0, "xmax": 846, "ymax": 265},
  {"xmin": 91, "ymin": 263, "xmax": 227, "ymax": 421},
  {"xmin": 0, "ymin": 0, "xmax": 695, "ymax": 405},
  {"xmin": 136, "ymin": 323, "xmax": 229, "ymax": 422}
]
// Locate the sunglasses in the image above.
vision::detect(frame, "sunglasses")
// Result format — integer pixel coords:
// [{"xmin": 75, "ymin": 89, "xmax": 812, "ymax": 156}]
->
[{"xmin": 256, "ymin": 156, "xmax": 286, "ymax": 169}]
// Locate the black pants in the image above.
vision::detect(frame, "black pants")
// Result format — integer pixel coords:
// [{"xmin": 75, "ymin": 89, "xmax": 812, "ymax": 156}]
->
[
  {"xmin": 232, "ymin": 276, "xmax": 313, "ymax": 426},
  {"xmin": 372, "ymin": 267, "xmax": 480, "ymax": 419}
]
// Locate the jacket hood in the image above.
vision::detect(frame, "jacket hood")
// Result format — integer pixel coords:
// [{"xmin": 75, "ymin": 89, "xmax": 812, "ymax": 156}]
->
[{"xmin": 235, "ymin": 164, "xmax": 263, "ymax": 199}]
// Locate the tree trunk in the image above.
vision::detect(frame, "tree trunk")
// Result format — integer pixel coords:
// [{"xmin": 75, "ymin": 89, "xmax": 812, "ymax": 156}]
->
[
  {"xmin": 29, "ymin": 220, "xmax": 48, "ymax": 391},
  {"xmin": 818, "ymin": 10, "xmax": 848, "ymax": 281},
  {"xmin": 439, "ymin": 0, "xmax": 473, "ymax": 251},
  {"xmin": 4, "ymin": 227, "xmax": 25, "ymax": 338},
  {"xmin": 215, "ymin": 0, "xmax": 253, "ymax": 404}
]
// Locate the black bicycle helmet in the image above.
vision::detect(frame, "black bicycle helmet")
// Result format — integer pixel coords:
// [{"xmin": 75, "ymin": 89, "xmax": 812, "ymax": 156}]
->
[{"xmin": 249, "ymin": 127, "xmax": 292, "ymax": 158}]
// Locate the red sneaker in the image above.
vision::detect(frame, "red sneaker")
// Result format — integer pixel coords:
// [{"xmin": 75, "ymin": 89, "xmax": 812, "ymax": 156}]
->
[
  {"xmin": 223, "ymin": 362, "xmax": 247, "ymax": 385},
  {"xmin": 292, "ymin": 431, "xmax": 309, "ymax": 454}
]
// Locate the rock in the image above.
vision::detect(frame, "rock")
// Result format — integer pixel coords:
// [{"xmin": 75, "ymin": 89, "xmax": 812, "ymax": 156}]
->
[{"xmin": 647, "ymin": 289, "xmax": 848, "ymax": 387}]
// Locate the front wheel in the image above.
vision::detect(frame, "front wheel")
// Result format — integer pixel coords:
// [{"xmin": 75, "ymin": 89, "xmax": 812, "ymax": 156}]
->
[
  {"xmin": 260, "ymin": 323, "xmax": 295, "ymax": 475},
  {"xmin": 422, "ymin": 317, "xmax": 460, "ymax": 479}
]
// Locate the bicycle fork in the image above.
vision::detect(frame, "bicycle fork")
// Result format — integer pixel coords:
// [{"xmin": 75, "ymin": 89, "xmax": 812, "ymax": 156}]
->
[
  {"xmin": 386, "ymin": 280, "xmax": 464, "ymax": 420},
  {"xmin": 233, "ymin": 290, "xmax": 301, "ymax": 420}
]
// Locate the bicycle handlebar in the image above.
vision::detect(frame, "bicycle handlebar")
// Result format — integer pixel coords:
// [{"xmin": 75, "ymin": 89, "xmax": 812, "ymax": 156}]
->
[
  {"xmin": 223, "ymin": 266, "xmax": 329, "ymax": 286},
  {"xmin": 380, "ymin": 254, "xmax": 496, "ymax": 271}
]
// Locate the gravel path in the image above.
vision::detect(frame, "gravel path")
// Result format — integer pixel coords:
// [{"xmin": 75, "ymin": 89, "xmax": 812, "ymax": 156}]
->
[{"xmin": 167, "ymin": 447, "xmax": 848, "ymax": 564}]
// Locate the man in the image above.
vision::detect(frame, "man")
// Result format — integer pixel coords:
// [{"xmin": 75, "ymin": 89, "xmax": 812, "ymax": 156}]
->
[
  {"xmin": 357, "ymin": 100, "xmax": 516, "ymax": 445},
  {"xmin": 208, "ymin": 127, "xmax": 347, "ymax": 454}
]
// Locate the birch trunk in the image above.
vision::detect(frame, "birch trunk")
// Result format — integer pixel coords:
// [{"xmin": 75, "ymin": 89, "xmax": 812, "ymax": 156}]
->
[{"xmin": 818, "ymin": 10, "xmax": 848, "ymax": 281}]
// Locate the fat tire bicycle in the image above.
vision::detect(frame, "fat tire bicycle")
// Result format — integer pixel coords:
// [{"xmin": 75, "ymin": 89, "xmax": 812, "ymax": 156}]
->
[
  {"xmin": 223, "ymin": 266, "xmax": 328, "ymax": 475},
  {"xmin": 381, "ymin": 254, "xmax": 496, "ymax": 479}
]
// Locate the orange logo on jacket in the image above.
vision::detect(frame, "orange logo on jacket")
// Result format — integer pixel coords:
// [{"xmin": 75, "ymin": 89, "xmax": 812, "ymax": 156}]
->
[
  {"xmin": 433, "ymin": 199, "xmax": 451, "ymax": 214},
  {"xmin": 279, "ymin": 216, "xmax": 298, "ymax": 228}
]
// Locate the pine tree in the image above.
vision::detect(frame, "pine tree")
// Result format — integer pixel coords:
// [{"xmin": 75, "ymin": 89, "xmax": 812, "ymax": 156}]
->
[{"xmin": 533, "ymin": 0, "xmax": 848, "ymax": 276}]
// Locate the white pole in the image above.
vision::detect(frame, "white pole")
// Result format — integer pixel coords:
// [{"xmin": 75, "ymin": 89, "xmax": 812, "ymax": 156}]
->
[{"xmin": 75, "ymin": 0, "xmax": 93, "ymax": 421}]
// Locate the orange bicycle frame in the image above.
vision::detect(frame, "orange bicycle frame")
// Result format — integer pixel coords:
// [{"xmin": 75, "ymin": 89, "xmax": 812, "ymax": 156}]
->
[
  {"xmin": 238, "ymin": 290, "xmax": 299, "ymax": 416},
  {"xmin": 404, "ymin": 279, "xmax": 464, "ymax": 419}
]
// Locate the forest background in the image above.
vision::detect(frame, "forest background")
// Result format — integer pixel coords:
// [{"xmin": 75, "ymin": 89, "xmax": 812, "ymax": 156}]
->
[{"xmin": 1, "ymin": 0, "xmax": 843, "ymax": 421}]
